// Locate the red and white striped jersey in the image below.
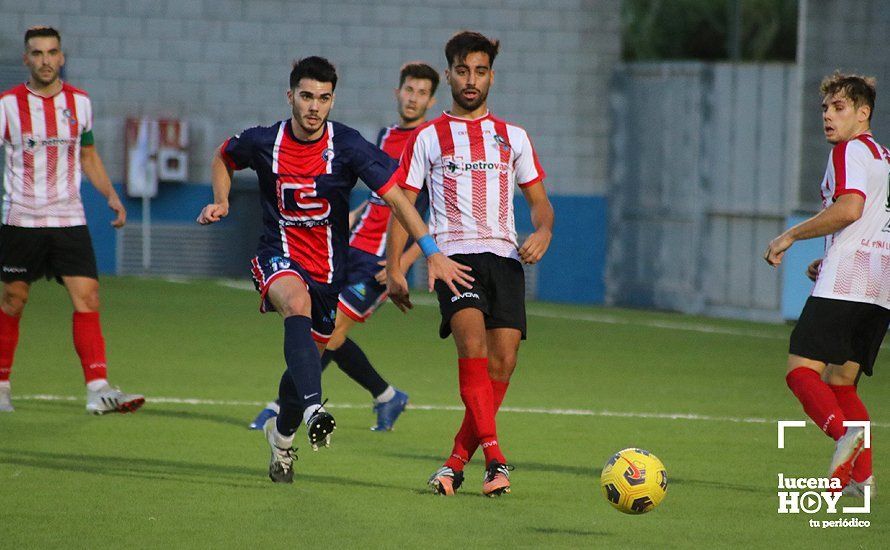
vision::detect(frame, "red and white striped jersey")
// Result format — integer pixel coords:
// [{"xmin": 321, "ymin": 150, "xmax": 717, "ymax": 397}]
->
[
  {"xmin": 349, "ymin": 125, "xmax": 414, "ymax": 256},
  {"xmin": 812, "ymin": 133, "xmax": 890, "ymax": 308},
  {"xmin": 387, "ymin": 111, "xmax": 545, "ymax": 259},
  {"xmin": 0, "ymin": 83, "xmax": 92, "ymax": 227}
]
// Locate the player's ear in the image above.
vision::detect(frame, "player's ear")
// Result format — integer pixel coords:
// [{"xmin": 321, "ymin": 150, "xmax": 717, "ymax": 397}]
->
[
  {"xmin": 286, "ymin": 88, "xmax": 294, "ymax": 106},
  {"xmin": 59, "ymin": 50, "xmax": 65, "ymax": 69},
  {"xmin": 858, "ymin": 104, "xmax": 871, "ymax": 123},
  {"xmin": 428, "ymin": 95, "xmax": 437, "ymax": 108}
]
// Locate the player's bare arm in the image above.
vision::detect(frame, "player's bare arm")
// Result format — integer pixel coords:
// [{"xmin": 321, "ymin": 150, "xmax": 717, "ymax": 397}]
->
[
  {"xmin": 380, "ymin": 186, "xmax": 473, "ymax": 311},
  {"xmin": 764, "ymin": 193, "xmax": 864, "ymax": 267},
  {"xmin": 374, "ymin": 243, "xmax": 422, "ymax": 286},
  {"xmin": 383, "ymin": 187, "xmax": 415, "ymax": 310},
  {"xmin": 80, "ymin": 144, "xmax": 126, "ymax": 228},
  {"xmin": 197, "ymin": 149, "xmax": 232, "ymax": 225},
  {"xmin": 518, "ymin": 182, "xmax": 554, "ymax": 265}
]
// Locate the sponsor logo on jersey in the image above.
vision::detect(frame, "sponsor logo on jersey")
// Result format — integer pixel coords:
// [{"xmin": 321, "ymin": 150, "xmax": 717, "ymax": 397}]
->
[
  {"xmin": 442, "ymin": 156, "xmax": 509, "ymax": 176},
  {"xmin": 23, "ymin": 134, "xmax": 75, "ymax": 150}
]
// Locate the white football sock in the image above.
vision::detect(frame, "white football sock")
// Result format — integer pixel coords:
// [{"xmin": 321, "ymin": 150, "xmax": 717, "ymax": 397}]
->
[
  {"xmin": 374, "ymin": 385, "xmax": 396, "ymax": 404},
  {"xmin": 266, "ymin": 401, "xmax": 280, "ymax": 413},
  {"xmin": 303, "ymin": 404, "xmax": 324, "ymax": 426},
  {"xmin": 86, "ymin": 379, "xmax": 108, "ymax": 392}
]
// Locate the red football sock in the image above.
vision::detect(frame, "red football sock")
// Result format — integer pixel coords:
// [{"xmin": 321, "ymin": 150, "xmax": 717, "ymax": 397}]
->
[
  {"xmin": 457, "ymin": 358, "xmax": 505, "ymax": 466},
  {"xmin": 445, "ymin": 378, "xmax": 511, "ymax": 471},
  {"xmin": 72, "ymin": 312, "xmax": 108, "ymax": 384},
  {"xmin": 830, "ymin": 384, "xmax": 872, "ymax": 482},
  {"xmin": 0, "ymin": 309, "xmax": 21, "ymax": 382},
  {"xmin": 786, "ymin": 367, "xmax": 846, "ymax": 440}
]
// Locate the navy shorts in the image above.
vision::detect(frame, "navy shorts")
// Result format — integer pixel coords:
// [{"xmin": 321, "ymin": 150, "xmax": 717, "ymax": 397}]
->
[
  {"xmin": 250, "ymin": 254, "xmax": 339, "ymax": 344},
  {"xmin": 790, "ymin": 296, "xmax": 890, "ymax": 376},
  {"xmin": 338, "ymin": 247, "xmax": 388, "ymax": 322}
]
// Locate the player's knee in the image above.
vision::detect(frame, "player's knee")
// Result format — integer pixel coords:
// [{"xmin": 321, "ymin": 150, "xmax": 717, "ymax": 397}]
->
[
  {"xmin": 1, "ymin": 286, "xmax": 29, "ymax": 316},
  {"xmin": 826, "ymin": 368, "xmax": 858, "ymax": 386},
  {"xmin": 488, "ymin": 353, "xmax": 516, "ymax": 382},
  {"xmin": 76, "ymin": 290, "xmax": 101, "ymax": 312},
  {"xmin": 326, "ymin": 332, "xmax": 346, "ymax": 351}
]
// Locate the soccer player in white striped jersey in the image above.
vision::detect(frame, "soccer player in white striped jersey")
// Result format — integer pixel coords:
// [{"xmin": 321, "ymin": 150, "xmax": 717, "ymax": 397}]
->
[
  {"xmin": 765, "ymin": 73, "xmax": 890, "ymax": 495},
  {"xmin": 385, "ymin": 31, "xmax": 554, "ymax": 497},
  {"xmin": 0, "ymin": 27, "xmax": 143, "ymax": 415}
]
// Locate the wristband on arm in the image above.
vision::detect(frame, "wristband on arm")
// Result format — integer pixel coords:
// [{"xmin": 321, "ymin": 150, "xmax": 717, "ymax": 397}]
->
[{"xmin": 417, "ymin": 234, "xmax": 440, "ymax": 258}]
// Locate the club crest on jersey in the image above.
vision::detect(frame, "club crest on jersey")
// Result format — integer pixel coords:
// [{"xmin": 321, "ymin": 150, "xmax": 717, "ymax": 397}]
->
[
  {"xmin": 322, "ymin": 148, "xmax": 335, "ymax": 162},
  {"xmin": 493, "ymin": 134, "xmax": 511, "ymax": 152},
  {"xmin": 61, "ymin": 107, "xmax": 78, "ymax": 127}
]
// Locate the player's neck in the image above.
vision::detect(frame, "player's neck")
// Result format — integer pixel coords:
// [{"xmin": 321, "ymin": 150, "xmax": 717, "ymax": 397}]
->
[
  {"xmin": 398, "ymin": 116, "xmax": 426, "ymax": 129},
  {"xmin": 448, "ymin": 102, "xmax": 488, "ymax": 120},
  {"xmin": 290, "ymin": 117, "xmax": 325, "ymax": 142},
  {"xmin": 26, "ymin": 78, "xmax": 63, "ymax": 97}
]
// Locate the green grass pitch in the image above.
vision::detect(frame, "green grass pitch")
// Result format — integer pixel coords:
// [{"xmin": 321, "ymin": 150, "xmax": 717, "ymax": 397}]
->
[{"xmin": 0, "ymin": 277, "xmax": 886, "ymax": 548}]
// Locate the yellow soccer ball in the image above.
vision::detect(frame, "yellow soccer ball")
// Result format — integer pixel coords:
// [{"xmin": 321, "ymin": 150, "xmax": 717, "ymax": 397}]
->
[{"xmin": 600, "ymin": 448, "xmax": 668, "ymax": 514}]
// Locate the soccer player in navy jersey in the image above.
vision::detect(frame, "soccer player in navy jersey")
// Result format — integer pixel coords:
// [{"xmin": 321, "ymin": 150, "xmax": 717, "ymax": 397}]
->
[
  {"xmin": 197, "ymin": 57, "xmax": 470, "ymax": 483},
  {"xmin": 248, "ymin": 62, "xmax": 440, "ymax": 433}
]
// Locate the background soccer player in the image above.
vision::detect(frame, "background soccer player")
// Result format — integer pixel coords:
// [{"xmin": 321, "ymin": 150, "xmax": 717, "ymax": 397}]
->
[
  {"xmin": 385, "ymin": 32, "xmax": 554, "ymax": 496},
  {"xmin": 765, "ymin": 72, "xmax": 890, "ymax": 495},
  {"xmin": 0, "ymin": 26, "xmax": 143, "ymax": 415},
  {"xmin": 248, "ymin": 62, "xmax": 440, "ymax": 432},
  {"xmin": 197, "ymin": 56, "xmax": 470, "ymax": 483}
]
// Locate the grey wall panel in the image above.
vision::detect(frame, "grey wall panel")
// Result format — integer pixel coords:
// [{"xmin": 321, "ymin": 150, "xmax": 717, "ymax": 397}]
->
[
  {"xmin": 1, "ymin": 0, "xmax": 621, "ymax": 197},
  {"xmin": 609, "ymin": 62, "xmax": 799, "ymax": 321}
]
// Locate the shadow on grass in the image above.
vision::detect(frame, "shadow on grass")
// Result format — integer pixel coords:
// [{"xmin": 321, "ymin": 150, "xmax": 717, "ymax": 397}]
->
[
  {"xmin": 0, "ymin": 448, "xmax": 404, "ymax": 492},
  {"xmin": 388, "ymin": 452, "xmax": 761, "ymax": 494},
  {"xmin": 14, "ymin": 399, "xmax": 250, "ymax": 430},
  {"xmin": 530, "ymin": 527, "xmax": 613, "ymax": 537},
  {"xmin": 387, "ymin": 451, "xmax": 598, "ymax": 477}
]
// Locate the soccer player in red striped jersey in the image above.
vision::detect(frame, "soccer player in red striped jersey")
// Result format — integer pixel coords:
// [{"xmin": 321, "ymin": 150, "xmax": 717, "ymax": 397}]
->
[
  {"xmin": 0, "ymin": 27, "xmax": 143, "ymax": 415},
  {"xmin": 248, "ymin": 62, "xmax": 439, "ymax": 433},
  {"xmin": 386, "ymin": 32, "xmax": 555, "ymax": 496},
  {"xmin": 765, "ymin": 73, "xmax": 890, "ymax": 496},
  {"xmin": 198, "ymin": 56, "xmax": 471, "ymax": 483}
]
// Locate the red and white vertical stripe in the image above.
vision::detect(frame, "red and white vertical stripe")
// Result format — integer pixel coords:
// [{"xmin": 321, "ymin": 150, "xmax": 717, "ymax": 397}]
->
[
  {"xmin": 390, "ymin": 112, "xmax": 545, "ymax": 260},
  {"xmin": 0, "ymin": 83, "xmax": 91, "ymax": 227}
]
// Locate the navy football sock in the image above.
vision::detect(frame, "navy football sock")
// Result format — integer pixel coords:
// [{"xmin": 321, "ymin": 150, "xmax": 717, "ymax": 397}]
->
[
  {"xmin": 275, "ymin": 315, "xmax": 322, "ymax": 436},
  {"xmin": 320, "ymin": 349, "xmax": 333, "ymax": 371},
  {"xmin": 329, "ymin": 338, "xmax": 388, "ymax": 398}
]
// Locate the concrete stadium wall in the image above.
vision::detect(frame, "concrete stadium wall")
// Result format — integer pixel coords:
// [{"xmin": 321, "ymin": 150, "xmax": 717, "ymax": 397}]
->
[
  {"xmin": 3, "ymin": 1, "xmax": 620, "ymax": 303},
  {"xmin": 796, "ymin": 0, "xmax": 890, "ymax": 209},
  {"xmin": 1, "ymin": 0, "xmax": 620, "ymax": 197}
]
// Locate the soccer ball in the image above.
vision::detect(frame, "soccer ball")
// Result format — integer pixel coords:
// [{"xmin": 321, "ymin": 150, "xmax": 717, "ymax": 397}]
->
[{"xmin": 600, "ymin": 448, "xmax": 668, "ymax": 514}]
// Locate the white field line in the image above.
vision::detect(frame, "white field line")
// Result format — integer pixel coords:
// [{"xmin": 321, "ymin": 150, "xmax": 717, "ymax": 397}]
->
[
  {"xmin": 214, "ymin": 279, "xmax": 787, "ymax": 340},
  {"xmin": 16, "ymin": 393, "xmax": 890, "ymax": 428}
]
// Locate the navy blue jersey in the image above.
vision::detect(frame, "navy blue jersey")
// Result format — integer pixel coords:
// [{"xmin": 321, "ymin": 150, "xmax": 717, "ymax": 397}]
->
[{"xmin": 220, "ymin": 120, "xmax": 398, "ymax": 288}]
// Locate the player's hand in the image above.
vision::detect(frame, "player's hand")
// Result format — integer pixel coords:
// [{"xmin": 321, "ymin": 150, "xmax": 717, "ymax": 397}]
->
[
  {"xmin": 519, "ymin": 229, "xmax": 552, "ymax": 264},
  {"xmin": 764, "ymin": 233, "xmax": 794, "ymax": 267},
  {"xmin": 806, "ymin": 259, "xmax": 822, "ymax": 282},
  {"xmin": 374, "ymin": 260, "xmax": 387, "ymax": 285},
  {"xmin": 197, "ymin": 203, "xmax": 229, "ymax": 225},
  {"xmin": 107, "ymin": 194, "xmax": 127, "ymax": 228},
  {"xmin": 387, "ymin": 269, "xmax": 412, "ymax": 313},
  {"xmin": 427, "ymin": 253, "xmax": 473, "ymax": 296}
]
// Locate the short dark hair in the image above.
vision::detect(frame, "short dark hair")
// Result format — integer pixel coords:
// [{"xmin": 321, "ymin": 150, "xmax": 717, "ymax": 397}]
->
[
  {"xmin": 290, "ymin": 56, "xmax": 338, "ymax": 91},
  {"xmin": 24, "ymin": 26, "xmax": 61, "ymax": 47},
  {"xmin": 445, "ymin": 31, "xmax": 500, "ymax": 68},
  {"xmin": 821, "ymin": 71, "xmax": 877, "ymax": 120},
  {"xmin": 399, "ymin": 62, "xmax": 440, "ymax": 95}
]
